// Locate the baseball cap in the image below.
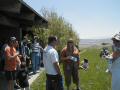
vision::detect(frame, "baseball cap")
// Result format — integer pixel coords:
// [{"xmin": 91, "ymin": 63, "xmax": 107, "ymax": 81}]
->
[{"xmin": 10, "ymin": 37, "xmax": 16, "ymax": 41}]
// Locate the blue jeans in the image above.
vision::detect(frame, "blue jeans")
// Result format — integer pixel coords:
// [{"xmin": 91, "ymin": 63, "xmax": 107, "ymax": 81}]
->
[{"xmin": 32, "ymin": 52, "xmax": 40, "ymax": 73}]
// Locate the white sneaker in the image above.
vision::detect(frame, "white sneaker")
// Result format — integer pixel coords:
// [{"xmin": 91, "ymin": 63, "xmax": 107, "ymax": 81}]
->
[{"xmin": 105, "ymin": 69, "xmax": 109, "ymax": 73}]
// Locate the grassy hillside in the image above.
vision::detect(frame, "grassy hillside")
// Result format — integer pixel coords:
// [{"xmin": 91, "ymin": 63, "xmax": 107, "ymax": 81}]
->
[
  {"xmin": 79, "ymin": 48, "xmax": 111, "ymax": 90},
  {"xmin": 31, "ymin": 47, "xmax": 111, "ymax": 90}
]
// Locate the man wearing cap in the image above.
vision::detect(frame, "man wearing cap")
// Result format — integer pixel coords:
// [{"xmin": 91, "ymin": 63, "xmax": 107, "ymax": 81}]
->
[
  {"xmin": 4, "ymin": 37, "xmax": 21, "ymax": 90},
  {"xmin": 109, "ymin": 33, "xmax": 120, "ymax": 90},
  {"xmin": 61, "ymin": 39, "xmax": 80, "ymax": 90}
]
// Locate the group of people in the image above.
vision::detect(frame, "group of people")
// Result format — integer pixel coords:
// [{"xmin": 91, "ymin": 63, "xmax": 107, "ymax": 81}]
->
[
  {"xmin": 0, "ymin": 34, "xmax": 43, "ymax": 90},
  {"xmin": 2, "ymin": 36, "xmax": 30, "ymax": 90},
  {"xmin": 43, "ymin": 33, "xmax": 120, "ymax": 90},
  {"xmin": 1, "ymin": 32, "xmax": 120, "ymax": 90},
  {"xmin": 43, "ymin": 36, "xmax": 81, "ymax": 90}
]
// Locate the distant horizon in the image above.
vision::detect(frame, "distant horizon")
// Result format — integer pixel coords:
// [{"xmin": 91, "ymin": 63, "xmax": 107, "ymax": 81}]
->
[
  {"xmin": 80, "ymin": 37, "xmax": 112, "ymax": 48},
  {"xmin": 80, "ymin": 37, "xmax": 111, "ymax": 39}
]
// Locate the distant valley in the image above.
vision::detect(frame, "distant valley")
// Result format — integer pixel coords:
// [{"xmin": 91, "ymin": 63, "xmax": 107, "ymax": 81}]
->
[{"xmin": 79, "ymin": 38, "xmax": 112, "ymax": 48}]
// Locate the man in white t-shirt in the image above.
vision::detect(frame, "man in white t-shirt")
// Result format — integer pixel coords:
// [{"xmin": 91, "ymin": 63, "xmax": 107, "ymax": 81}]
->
[{"xmin": 43, "ymin": 36, "xmax": 64, "ymax": 90}]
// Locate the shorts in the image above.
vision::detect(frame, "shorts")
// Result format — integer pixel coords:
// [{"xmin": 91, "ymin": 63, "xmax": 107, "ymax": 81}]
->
[{"xmin": 5, "ymin": 71, "xmax": 16, "ymax": 80}]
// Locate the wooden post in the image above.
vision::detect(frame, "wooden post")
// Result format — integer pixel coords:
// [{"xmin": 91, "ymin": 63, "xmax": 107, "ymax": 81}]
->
[{"xmin": 20, "ymin": 27, "xmax": 22, "ymax": 41}]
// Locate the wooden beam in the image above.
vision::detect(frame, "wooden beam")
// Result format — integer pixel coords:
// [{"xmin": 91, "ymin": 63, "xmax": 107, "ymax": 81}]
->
[
  {"xmin": 0, "ymin": 0, "xmax": 48, "ymax": 27},
  {"xmin": 1, "ymin": 11, "xmax": 35, "ymax": 22},
  {"xmin": 0, "ymin": 15, "xmax": 19, "ymax": 28},
  {"xmin": 0, "ymin": 0, "xmax": 21, "ymax": 13},
  {"xmin": 19, "ymin": 12, "xmax": 35, "ymax": 21},
  {"xmin": 19, "ymin": 20, "xmax": 33, "ymax": 27},
  {"xmin": 34, "ymin": 16, "xmax": 48, "ymax": 27}
]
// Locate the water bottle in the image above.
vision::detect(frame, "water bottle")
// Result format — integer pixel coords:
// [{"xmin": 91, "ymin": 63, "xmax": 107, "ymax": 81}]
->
[{"xmin": 70, "ymin": 56, "xmax": 77, "ymax": 62}]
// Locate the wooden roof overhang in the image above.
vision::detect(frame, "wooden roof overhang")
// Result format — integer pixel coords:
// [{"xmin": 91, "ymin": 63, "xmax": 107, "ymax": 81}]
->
[{"xmin": 0, "ymin": 0, "xmax": 48, "ymax": 28}]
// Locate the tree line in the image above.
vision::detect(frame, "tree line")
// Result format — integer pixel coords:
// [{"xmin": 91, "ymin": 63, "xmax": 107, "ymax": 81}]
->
[{"xmin": 32, "ymin": 8, "xmax": 80, "ymax": 50}]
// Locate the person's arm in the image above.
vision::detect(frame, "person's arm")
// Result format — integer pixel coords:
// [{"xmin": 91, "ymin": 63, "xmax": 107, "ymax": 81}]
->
[
  {"xmin": 75, "ymin": 48, "xmax": 80, "ymax": 66},
  {"xmin": 61, "ymin": 48, "xmax": 71, "ymax": 61},
  {"xmin": 61, "ymin": 56, "xmax": 71, "ymax": 61},
  {"xmin": 51, "ymin": 51, "xmax": 62, "ymax": 75},
  {"xmin": 10, "ymin": 53, "xmax": 19, "ymax": 60},
  {"xmin": 5, "ymin": 48, "xmax": 19, "ymax": 60},
  {"xmin": 26, "ymin": 47, "xmax": 30, "ymax": 59},
  {"xmin": 53, "ymin": 62, "xmax": 61, "ymax": 75},
  {"xmin": 16, "ymin": 56, "xmax": 21, "ymax": 66},
  {"xmin": 77, "ymin": 56, "xmax": 80, "ymax": 66}
]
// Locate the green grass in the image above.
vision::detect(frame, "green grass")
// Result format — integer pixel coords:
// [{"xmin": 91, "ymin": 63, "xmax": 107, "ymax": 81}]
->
[
  {"xmin": 31, "ymin": 47, "xmax": 111, "ymax": 90},
  {"xmin": 79, "ymin": 48, "xmax": 111, "ymax": 90}
]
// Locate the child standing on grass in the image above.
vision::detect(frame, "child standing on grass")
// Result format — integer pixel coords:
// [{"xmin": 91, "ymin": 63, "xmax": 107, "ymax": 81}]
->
[{"xmin": 17, "ymin": 62, "xmax": 30, "ymax": 90}]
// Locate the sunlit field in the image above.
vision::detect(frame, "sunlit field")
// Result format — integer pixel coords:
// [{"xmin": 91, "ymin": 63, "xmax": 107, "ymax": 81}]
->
[{"xmin": 31, "ymin": 47, "xmax": 111, "ymax": 90}]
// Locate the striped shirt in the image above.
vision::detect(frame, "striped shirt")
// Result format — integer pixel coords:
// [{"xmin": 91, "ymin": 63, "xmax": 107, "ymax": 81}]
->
[{"xmin": 32, "ymin": 42, "xmax": 41, "ymax": 53}]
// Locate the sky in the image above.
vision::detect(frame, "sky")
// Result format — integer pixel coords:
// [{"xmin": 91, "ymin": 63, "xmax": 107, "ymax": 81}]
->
[{"xmin": 24, "ymin": 0, "xmax": 120, "ymax": 39}]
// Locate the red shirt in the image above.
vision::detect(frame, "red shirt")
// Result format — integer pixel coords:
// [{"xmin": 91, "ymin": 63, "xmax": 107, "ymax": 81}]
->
[
  {"xmin": 4, "ymin": 46, "xmax": 17, "ymax": 71},
  {"xmin": 61, "ymin": 47, "xmax": 80, "ymax": 63}
]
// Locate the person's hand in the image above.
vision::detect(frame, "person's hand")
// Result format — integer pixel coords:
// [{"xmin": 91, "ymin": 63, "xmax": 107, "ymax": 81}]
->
[
  {"xmin": 16, "ymin": 52, "xmax": 19, "ymax": 56},
  {"xmin": 14, "ymin": 52, "xmax": 19, "ymax": 58},
  {"xmin": 66, "ymin": 56, "xmax": 72, "ymax": 59},
  {"xmin": 17, "ymin": 56, "xmax": 21, "ymax": 66},
  {"xmin": 57, "ymin": 74, "xmax": 62, "ymax": 79},
  {"xmin": 18, "ymin": 55, "xmax": 22, "ymax": 58}
]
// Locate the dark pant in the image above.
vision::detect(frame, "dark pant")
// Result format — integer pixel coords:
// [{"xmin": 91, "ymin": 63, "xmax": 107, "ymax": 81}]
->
[
  {"xmin": 5, "ymin": 71, "xmax": 16, "ymax": 80},
  {"xmin": 46, "ymin": 74, "xmax": 64, "ymax": 90}
]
